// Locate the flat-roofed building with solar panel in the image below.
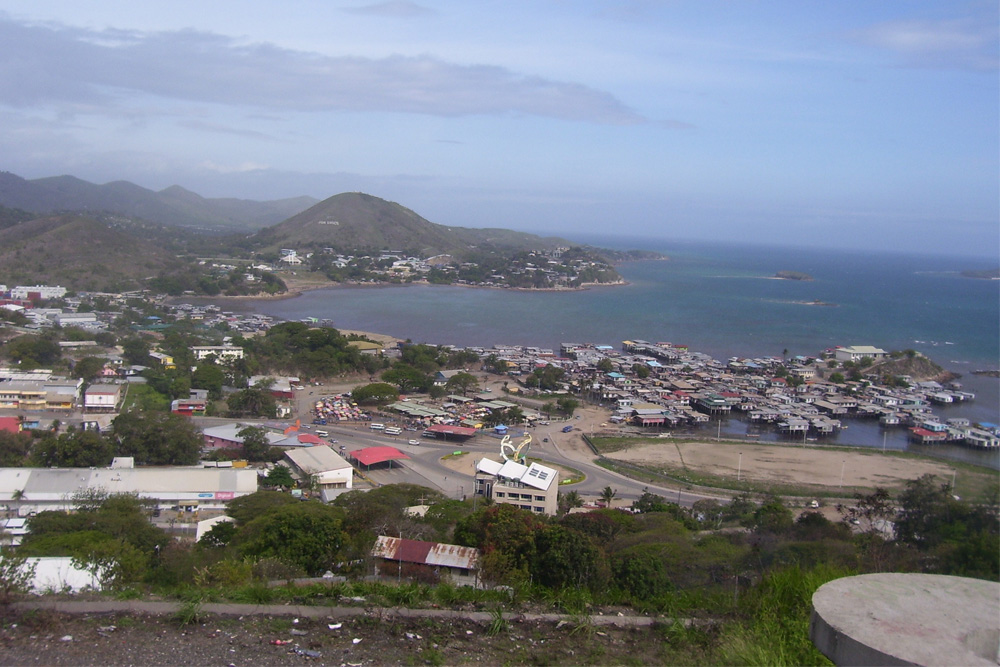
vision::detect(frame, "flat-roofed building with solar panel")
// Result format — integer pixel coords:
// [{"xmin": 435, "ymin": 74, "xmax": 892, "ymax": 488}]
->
[{"xmin": 474, "ymin": 458, "xmax": 559, "ymax": 515}]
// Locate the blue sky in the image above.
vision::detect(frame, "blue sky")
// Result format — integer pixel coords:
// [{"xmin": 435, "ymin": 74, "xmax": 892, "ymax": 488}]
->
[{"xmin": 0, "ymin": 1, "xmax": 996, "ymax": 256}]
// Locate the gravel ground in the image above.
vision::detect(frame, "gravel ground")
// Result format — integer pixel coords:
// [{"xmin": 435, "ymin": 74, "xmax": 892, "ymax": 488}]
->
[{"xmin": 0, "ymin": 609, "xmax": 674, "ymax": 666}]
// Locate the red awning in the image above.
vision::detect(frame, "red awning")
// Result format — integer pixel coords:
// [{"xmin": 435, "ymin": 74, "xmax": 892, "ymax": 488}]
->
[{"xmin": 350, "ymin": 446, "xmax": 411, "ymax": 466}]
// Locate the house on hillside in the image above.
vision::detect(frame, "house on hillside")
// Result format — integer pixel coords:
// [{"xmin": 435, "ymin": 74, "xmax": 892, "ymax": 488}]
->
[{"xmin": 372, "ymin": 535, "xmax": 480, "ymax": 586}]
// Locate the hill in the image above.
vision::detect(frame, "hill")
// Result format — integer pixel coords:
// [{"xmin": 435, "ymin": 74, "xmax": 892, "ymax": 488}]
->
[
  {"xmin": 0, "ymin": 214, "xmax": 188, "ymax": 292},
  {"xmin": 868, "ymin": 353, "xmax": 955, "ymax": 383},
  {"xmin": 252, "ymin": 192, "xmax": 572, "ymax": 258},
  {"xmin": 0, "ymin": 171, "xmax": 317, "ymax": 232}
]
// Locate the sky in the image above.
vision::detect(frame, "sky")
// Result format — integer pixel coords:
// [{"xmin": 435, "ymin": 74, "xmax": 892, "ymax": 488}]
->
[{"xmin": 0, "ymin": 1, "xmax": 997, "ymax": 257}]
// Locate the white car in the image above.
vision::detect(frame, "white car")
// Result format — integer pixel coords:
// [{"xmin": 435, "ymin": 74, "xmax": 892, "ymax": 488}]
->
[{"xmin": 408, "ymin": 439, "xmax": 420, "ymax": 445}]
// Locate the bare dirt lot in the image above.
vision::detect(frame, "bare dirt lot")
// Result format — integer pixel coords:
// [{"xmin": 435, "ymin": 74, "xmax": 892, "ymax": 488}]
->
[
  {"xmin": 0, "ymin": 609, "xmax": 669, "ymax": 666},
  {"xmin": 605, "ymin": 440, "xmax": 956, "ymax": 492}
]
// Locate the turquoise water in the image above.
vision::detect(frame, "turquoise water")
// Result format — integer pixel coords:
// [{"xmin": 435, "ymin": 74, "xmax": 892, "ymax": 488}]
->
[{"xmin": 248, "ymin": 238, "xmax": 1000, "ymax": 466}]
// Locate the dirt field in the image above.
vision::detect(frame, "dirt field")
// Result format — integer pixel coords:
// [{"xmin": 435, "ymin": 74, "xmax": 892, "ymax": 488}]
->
[
  {"xmin": 605, "ymin": 440, "xmax": 956, "ymax": 492},
  {"xmin": 0, "ymin": 610, "xmax": 668, "ymax": 666}
]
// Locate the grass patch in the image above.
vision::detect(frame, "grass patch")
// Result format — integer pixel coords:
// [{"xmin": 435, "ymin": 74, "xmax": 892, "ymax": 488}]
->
[{"xmin": 441, "ymin": 451, "xmax": 468, "ymax": 460}]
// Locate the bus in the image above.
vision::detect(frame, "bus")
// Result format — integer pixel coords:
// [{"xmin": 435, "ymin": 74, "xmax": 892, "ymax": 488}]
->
[
  {"xmin": 370, "ymin": 423, "xmax": 385, "ymax": 431},
  {"xmin": 384, "ymin": 426, "xmax": 402, "ymax": 435}
]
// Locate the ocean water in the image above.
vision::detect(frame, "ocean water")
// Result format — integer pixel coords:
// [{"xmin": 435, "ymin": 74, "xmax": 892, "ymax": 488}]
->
[{"xmin": 248, "ymin": 238, "xmax": 1000, "ymax": 467}]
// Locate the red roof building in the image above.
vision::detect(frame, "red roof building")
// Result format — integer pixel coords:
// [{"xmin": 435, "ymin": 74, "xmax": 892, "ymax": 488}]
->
[
  {"xmin": 372, "ymin": 535, "xmax": 479, "ymax": 586},
  {"xmin": 349, "ymin": 446, "xmax": 410, "ymax": 468},
  {"xmin": 423, "ymin": 424, "xmax": 478, "ymax": 439}
]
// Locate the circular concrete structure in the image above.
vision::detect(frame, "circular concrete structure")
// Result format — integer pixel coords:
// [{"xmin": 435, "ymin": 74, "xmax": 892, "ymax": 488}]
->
[{"xmin": 810, "ymin": 573, "xmax": 999, "ymax": 666}]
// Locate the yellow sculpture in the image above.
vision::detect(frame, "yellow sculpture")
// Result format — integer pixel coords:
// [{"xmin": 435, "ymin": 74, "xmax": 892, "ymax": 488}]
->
[{"xmin": 500, "ymin": 432, "xmax": 532, "ymax": 465}]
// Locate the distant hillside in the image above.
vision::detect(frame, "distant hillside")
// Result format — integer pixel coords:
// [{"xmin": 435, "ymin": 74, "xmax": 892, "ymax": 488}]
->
[
  {"xmin": 0, "ymin": 214, "xmax": 187, "ymax": 292},
  {"xmin": 869, "ymin": 354, "xmax": 954, "ymax": 383},
  {"xmin": 961, "ymin": 268, "xmax": 999, "ymax": 280},
  {"xmin": 0, "ymin": 171, "xmax": 317, "ymax": 232},
  {"xmin": 253, "ymin": 192, "xmax": 572, "ymax": 257}
]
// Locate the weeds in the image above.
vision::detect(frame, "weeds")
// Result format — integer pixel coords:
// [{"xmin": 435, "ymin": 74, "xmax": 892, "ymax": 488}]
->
[
  {"xmin": 173, "ymin": 600, "xmax": 204, "ymax": 627},
  {"xmin": 231, "ymin": 583, "xmax": 275, "ymax": 604},
  {"xmin": 485, "ymin": 605, "xmax": 508, "ymax": 637}
]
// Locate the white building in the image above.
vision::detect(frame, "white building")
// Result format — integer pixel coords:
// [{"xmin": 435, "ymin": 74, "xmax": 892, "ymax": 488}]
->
[
  {"xmin": 191, "ymin": 345, "xmax": 245, "ymax": 362},
  {"xmin": 84, "ymin": 384, "xmax": 123, "ymax": 412},
  {"xmin": 0, "ymin": 466, "xmax": 258, "ymax": 515},
  {"xmin": 834, "ymin": 346, "xmax": 888, "ymax": 363},
  {"xmin": 474, "ymin": 458, "xmax": 559, "ymax": 515},
  {"xmin": 10, "ymin": 285, "xmax": 67, "ymax": 300},
  {"xmin": 283, "ymin": 445, "xmax": 353, "ymax": 490}
]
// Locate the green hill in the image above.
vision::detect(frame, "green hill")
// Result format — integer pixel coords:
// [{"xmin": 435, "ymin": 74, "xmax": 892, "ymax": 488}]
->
[
  {"xmin": 252, "ymin": 192, "xmax": 571, "ymax": 258},
  {"xmin": 0, "ymin": 214, "xmax": 188, "ymax": 292},
  {"xmin": 0, "ymin": 171, "xmax": 317, "ymax": 232}
]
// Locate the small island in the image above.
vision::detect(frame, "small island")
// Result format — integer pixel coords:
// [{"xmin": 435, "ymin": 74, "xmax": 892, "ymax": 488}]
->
[
  {"xmin": 960, "ymin": 268, "xmax": 1000, "ymax": 280},
  {"xmin": 775, "ymin": 270, "xmax": 813, "ymax": 281}
]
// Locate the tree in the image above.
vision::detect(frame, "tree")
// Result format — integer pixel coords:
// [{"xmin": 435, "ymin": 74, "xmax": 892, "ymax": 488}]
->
[
  {"xmin": 445, "ymin": 371, "xmax": 479, "ymax": 396},
  {"xmin": 225, "ymin": 491, "xmax": 300, "ymax": 525},
  {"xmin": 191, "ymin": 362, "xmax": 226, "ymax": 400},
  {"xmin": 829, "ymin": 372, "xmax": 845, "ymax": 384},
  {"xmin": 612, "ymin": 546, "xmax": 672, "ymax": 601},
  {"xmin": 30, "ymin": 430, "xmax": 114, "ymax": 468},
  {"xmin": 5, "ymin": 334, "xmax": 61, "ymax": 368},
  {"xmin": 350, "ymin": 382, "xmax": 399, "ymax": 404},
  {"xmin": 120, "ymin": 337, "xmax": 152, "ymax": 365},
  {"xmin": 632, "ymin": 491, "xmax": 670, "ymax": 514},
  {"xmin": 557, "ymin": 490, "xmax": 583, "ymax": 515},
  {"xmin": 111, "ymin": 410, "xmax": 202, "ymax": 465},
  {"xmin": 532, "ymin": 524, "xmax": 606, "ymax": 590},
  {"xmin": 226, "ymin": 383, "xmax": 277, "ymax": 418},
  {"xmin": 0, "ymin": 547, "xmax": 36, "ymax": 604},
  {"xmin": 744, "ymin": 497, "xmax": 794, "ymax": 535},
  {"xmin": 236, "ymin": 502, "xmax": 346, "ymax": 576},
  {"xmin": 596, "ymin": 358, "xmax": 614, "ymax": 373},
  {"xmin": 599, "ymin": 486, "xmax": 617, "ymax": 507},
  {"xmin": 631, "ymin": 363, "xmax": 650, "ymax": 379},
  {"xmin": 381, "ymin": 365, "xmax": 430, "ymax": 393},
  {"xmin": 556, "ymin": 397, "xmax": 579, "ymax": 417},
  {"xmin": 238, "ymin": 426, "xmax": 271, "ymax": 462},
  {"xmin": 0, "ymin": 430, "xmax": 32, "ymax": 467},
  {"xmin": 264, "ymin": 465, "xmax": 295, "ymax": 488},
  {"xmin": 454, "ymin": 504, "xmax": 544, "ymax": 586},
  {"xmin": 20, "ymin": 493, "xmax": 167, "ymax": 590},
  {"xmin": 72, "ymin": 356, "xmax": 107, "ymax": 383}
]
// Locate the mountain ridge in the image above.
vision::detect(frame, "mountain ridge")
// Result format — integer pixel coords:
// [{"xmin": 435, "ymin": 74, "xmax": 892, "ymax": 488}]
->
[{"xmin": 0, "ymin": 171, "xmax": 318, "ymax": 232}]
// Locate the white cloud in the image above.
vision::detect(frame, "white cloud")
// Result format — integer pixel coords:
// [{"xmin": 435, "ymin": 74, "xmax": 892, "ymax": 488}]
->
[
  {"xmin": 0, "ymin": 17, "xmax": 644, "ymax": 124},
  {"xmin": 852, "ymin": 16, "xmax": 999, "ymax": 70}
]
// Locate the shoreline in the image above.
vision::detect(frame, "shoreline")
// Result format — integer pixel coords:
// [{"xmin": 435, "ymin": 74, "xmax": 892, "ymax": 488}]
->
[{"xmin": 202, "ymin": 273, "xmax": 633, "ymax": 304}]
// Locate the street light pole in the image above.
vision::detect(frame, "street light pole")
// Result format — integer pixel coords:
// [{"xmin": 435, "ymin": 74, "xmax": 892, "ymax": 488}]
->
[{"xmin": 737, "ymin": 452, "xmax": 742, "ymax": 482}]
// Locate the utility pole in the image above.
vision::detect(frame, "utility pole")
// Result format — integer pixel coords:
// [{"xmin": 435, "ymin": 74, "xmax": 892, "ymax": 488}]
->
[{"xmin": 737, "ymin": 452, "xmax": 742, "ymax": 482}]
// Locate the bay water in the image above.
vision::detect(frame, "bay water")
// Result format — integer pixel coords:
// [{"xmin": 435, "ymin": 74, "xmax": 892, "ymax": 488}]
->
[{"xmin": 247, "ymin": 237, "xmax": 999, "ymax": 468}]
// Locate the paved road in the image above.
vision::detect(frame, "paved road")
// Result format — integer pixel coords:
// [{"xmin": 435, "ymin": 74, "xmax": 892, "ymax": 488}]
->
[
  {"xmin": 199, "ymin": 377, "xmax": 732, "ymax": 509},
  {"xmin": 319, "ymin": 419, "xmax": 727, "ymax": 508}
]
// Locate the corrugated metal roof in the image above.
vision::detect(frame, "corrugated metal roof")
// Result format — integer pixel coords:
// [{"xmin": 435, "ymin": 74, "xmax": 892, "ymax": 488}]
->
[
  {"xmin": 372, "ymin": 536, "xmax": 479, "ymax": 570},
  {"xmin": 284, "ymin": 445, "xmax": 351, "ymax": 474}
]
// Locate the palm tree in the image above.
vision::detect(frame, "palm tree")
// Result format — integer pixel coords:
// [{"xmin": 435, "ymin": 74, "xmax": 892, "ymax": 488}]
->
[
  {"xmin": 10, "ymin": 489, "xmax": 24, "ymax": 518},
  {"xmin": 558, "ymin": 490, "xmax": 583, "ymax": 515},
  {"xmin": 599, "ymin": 486, "xmax": 617, "ymax": 507}
]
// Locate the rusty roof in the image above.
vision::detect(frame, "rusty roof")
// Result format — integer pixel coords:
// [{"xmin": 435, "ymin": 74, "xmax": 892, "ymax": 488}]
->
[{"xmin": 372, "ymin": 536, "xmax": 479, "ymax": 570}]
